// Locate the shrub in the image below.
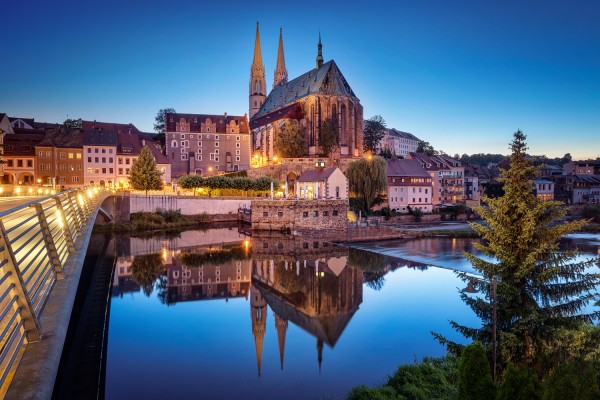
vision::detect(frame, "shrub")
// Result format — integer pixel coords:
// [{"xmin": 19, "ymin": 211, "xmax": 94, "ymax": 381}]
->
[
  {"xmin": 458, "ymin": 342, "xmax": 496, "ymax": 400},
  {"xmin": 347, "ymin": 385, "xmax": 399, "ymax": 400},
  {"xmin": 496, "ymin": 363, "xmax": 540, "ymax": 400},
  {"xmin": 386, "ymin": 355, "xmax": 459, "ymax": 400}
]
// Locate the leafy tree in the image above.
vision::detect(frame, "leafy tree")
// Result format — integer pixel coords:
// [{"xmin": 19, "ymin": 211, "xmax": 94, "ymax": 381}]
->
[
  {"xmin": 379, "ymin": 147, "xmax": 394, "ymax": 160},
  {"xmin": 542, "ymin": 362, "xmax": 600, "ymax": 400},
  {"xmin": 416, "ymin": 141, "xmax": 436, "ymax": 156},
  {"xmin": 496, "ymin": 363, "xmax": 540, "ymax": 400},
  {"xmin": 434, "ymin": 130, "xmax": 600, "ymax": 376},
  {"xmin": 154, "ymin": 108, "xmax": 175, "ymax": 153},
  {"xmin": 129, "ymin": 146, "xmax": 164, "ymax": 194},
  {"xmin": 346, "ymin": 156, "xmax": 387, "ymax": 211},
  {"xmin": 387, "ymin": 355, "xmax": 460, "ymax": 399},
  {"xmin": 363, "ymin": 115, "xmax": 387, "ymax": 153},
  {"xmin": 561, "ymin": 153, "xmax": 572, "ymax": 166},
  {"xmin": 275, "ymin": 120, "xmax": 307, "ymax": 158},
  {"xmin": 131, "ymin": 253, "xmax": 164, "ymax": 297},
  {"xmin": 458, "ymin": 342, "xmax": 496, "ymax": 400},
  {"xmin": 63, "ymin": 118, "xmax": 82, "ymax": 129},
  {"xmin": 319, "ymin": 118, "xmax": 339, "ymax": 156}
]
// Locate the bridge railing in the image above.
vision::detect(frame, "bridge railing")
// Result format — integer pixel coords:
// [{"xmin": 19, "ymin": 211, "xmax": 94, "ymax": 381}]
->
[{"xmin": 0, "ymin": 186, "xmax": 111, "ymax": 392}]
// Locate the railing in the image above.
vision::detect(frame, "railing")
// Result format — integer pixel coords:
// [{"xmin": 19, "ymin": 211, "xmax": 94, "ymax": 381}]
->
[{"xmin": 0, "ymin": 186, "xmax": 111, "ymax": 393}]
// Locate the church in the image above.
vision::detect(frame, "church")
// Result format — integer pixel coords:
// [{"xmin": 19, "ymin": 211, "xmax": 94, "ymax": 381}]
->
[{"xmin": 249, "ymin": 23, "xmax": 363, "ymax": 163}]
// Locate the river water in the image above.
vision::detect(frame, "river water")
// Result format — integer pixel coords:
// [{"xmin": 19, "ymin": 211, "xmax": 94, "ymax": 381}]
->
[{"xmin": 103, "ymin": 228, "xmax": 599, "ymax": 400}]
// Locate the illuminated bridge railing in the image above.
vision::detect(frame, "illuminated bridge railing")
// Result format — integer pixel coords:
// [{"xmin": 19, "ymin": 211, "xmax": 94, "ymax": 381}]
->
[{"xmin": 0, "ymin": 186, "xmax": 110, "ymax": 392}]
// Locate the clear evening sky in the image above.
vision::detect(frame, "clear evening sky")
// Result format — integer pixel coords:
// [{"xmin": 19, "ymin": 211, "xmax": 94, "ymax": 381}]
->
[{"xmin": 2, "ymin": 0, "xmax": 598, "ymax": 158}]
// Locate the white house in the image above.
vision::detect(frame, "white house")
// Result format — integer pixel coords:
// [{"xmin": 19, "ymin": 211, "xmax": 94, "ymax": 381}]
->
[{"xmin": 296, "ymin": 166, "xmax": 348, "ymax": 199}]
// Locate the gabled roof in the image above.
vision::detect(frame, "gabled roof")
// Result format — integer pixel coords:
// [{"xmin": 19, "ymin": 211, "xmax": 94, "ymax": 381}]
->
[
  {"xmin": 3, "ymin": 133, "xmax": 45, "ymax": 155},
  {"xmin": 387, "ymin": 159, "xmax": 430, "ymax": 178},
  {"xmin": 117, "ymin": 132, "xmax": 141, "ymax": 155},
  {"xmin": 145, "ymin": 141, "xmax": 169, "ymax": 164},
  {"xmin": 38, "ymin": 128, "xmax": 83, "ymax": 148},
  {"xmin": 82, "ymin": 120, "xmax": 141, "ymax": 135},
  {"xmin": 165, "ymin": 113, "xmax": 250, "ymax": 134},
  {"xmin": 83, "ymin": 129, "xmax": 117, "ymax": 146},
  {"xmin": 385, "ymin": 128, "xmax": 421, "ymax": 142},
  {"xmin": 297, "ymin": 167, "xmax": 340, "ymax": 182},
  {"xmin": 252, "ymin": 60, "xmax": 358, "ymax": 122}
]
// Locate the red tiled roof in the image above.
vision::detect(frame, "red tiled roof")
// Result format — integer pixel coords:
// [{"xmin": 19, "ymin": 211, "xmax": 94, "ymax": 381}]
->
[
  {"xmin": 386, "ymin": 159, "xmax": 430, "ymax": 178},
  {"xmin": 81, "ymin": 120, "xmax": 141, "ymax": 134},
  {"xmin": 165, "ymin": 113, "xmax": 250, "ymax": 134},
  {"xmin": 297, "ymin": 167, "xmax": 339, "ymax": 182}
]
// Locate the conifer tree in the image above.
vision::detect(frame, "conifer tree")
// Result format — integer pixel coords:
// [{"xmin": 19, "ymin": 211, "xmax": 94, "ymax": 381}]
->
[
  {"xmin": 434, "ymin": 130, "xmax": 600, "ymax": 375},
  {"xmin": 458, "ymin": 342, "xmax": 496, "ymax": 400},
  {"xmin": 129, "ymin": 146, "xmax": 164, "ymax": 194}
]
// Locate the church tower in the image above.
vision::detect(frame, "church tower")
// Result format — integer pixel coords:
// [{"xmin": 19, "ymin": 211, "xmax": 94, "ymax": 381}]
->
[
  {"xmin": 316, "ymin": 32, "xmax": 323, "ymax": 69},
  {"xmin": 275, "ymin": 314, "xmax": 288, "ymax": 370},
  {"xmin": 250, "ymin": 22, "xmax": 267, "ymax": 119},
  {"xmin": 273, "ymin": 27, "xmax": 288, "ymax": 88},
  {"xmin": 250, "ymin": 286, "xmax": 267, "ymax": 377}
]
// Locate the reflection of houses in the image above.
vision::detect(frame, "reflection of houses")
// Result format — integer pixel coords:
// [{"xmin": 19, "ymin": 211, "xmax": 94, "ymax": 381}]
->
[
  {"xmin": 250, "ymin": 234, "xmax": 362, "ymax": 374},
  {"xmin": 164, "ymin": 244, "xmax": 251, "ymax": 304},
  {"xmin": 112, "ymin": 255, "xmax": 140, "ymax": 296}
]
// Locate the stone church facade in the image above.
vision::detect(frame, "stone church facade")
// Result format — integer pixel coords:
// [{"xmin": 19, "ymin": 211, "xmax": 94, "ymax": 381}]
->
[{"xmin": 249, "ymin": 24, "xmax": 363, "ymax": 163}]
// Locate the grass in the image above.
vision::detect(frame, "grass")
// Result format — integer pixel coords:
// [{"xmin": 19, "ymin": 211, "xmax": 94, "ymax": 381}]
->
[{"xmin": 94, "ymin": 210, "xmax": 211, "ymax": 234}]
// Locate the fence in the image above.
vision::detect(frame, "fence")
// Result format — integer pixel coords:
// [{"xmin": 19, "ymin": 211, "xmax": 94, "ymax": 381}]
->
[{"xmin": 0, "ymin": 186, "xmax": 110, "ymax": 393}]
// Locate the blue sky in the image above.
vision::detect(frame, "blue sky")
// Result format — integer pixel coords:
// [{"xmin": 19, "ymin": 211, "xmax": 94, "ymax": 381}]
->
[{"xmin": 2, "ymin": 0, "xmax": 599, "ymax": 158}]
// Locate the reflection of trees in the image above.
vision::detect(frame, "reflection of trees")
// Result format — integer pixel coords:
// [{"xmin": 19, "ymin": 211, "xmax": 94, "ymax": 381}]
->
[
  {"xmin": 155, "ymin": 275, "xmax": 169, "ymax": 305},
  {"xmin": 348, "ymin": 247, "xmax": 388, "ymax": 291},
  {"xmin": 131, "ymin": 253, "xmax": 164, "ymax": 297},
  {"xmin": 179, "ymin": 246, "xmax": 249, "ymax": 267}
]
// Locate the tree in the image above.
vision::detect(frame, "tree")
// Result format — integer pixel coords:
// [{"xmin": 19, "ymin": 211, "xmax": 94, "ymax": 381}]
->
[
  {"xmin": 346, "ymin": 156, "xmax": 387, "ymax": 211},
  {"xmin": 319, "ymin": 118, "xmax": 339, "ymax": 156},
  {"xmin": 129, "ymin": 146, "xmax": 164, "ymax": 194},
  {"xmin": 63, "ymin": 118, "xmax": 82, "ymax": 129},
  {"xmin": 458, "ymin": 342, "xmax": 496, "ymax": 400},
  {"xmin": 154, "ymin": 108, "xmax": 175, "ymax": 153},
  {"xmin": 275, "ymin": 120, "xmax": 307, "ymax": 158},
  {"xmin": 363, "ymin": 115, "xmax": 387, "ymax": 153},
  {"xmin": 434, "ymin": 130, "xmax": 600, "ymax": 376},
  {"xmin": 416, "ymin": 141, "xmax": 436, "ymax": 156},
  {"xmin": 131, "ymin": 253, "xmax": 164, "ymax": 297},
  {"xmin": 496, "ymin": 363, "xmax": 540, "ymax": 400}
]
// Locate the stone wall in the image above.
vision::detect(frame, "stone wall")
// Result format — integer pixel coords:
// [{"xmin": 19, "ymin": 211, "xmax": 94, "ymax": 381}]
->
[
  {"xmin": 251, "ymin": 199, "xmax": 348, "ymax": 231},
  {"xmin": 127, "ymin": 195, "xmax": 250, "ymax": 215}
]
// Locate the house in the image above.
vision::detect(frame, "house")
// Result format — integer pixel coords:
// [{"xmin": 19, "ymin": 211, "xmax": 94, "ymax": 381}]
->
[
  {"xmin": 165, "ymin": 112, "xmax": 252, "ymax": 178},
  {"xmin": 407, "ymin": 153, "xmax": 466, "ymax": 205},
  {"xmin": 386, "ymin": 159, "xmax": 433, "ymax": 213},
  {"xmin": 2, "ymin": 132, "xmax": 45, "ymax": 185},
  {"xmin": 35, "ymin": 128, "xmax": 84, "ymax": 189},
  {"xmin": 83, "ymin": 129, "xmax": 118, "ymax": 187},
  {"xmin": 296, "ymin": 165, "xmax": 348, "ymax": 199},
  {"xmin": 572, "ymin": 175, "xmax": 600, "ymax": 204},
  {"xmin": 116, "ymin": 133, "xmax": 171, "ymax": 188},
  {"xmin": 564, "ymin": 160, "xmax": 600, "ymax": 175},
  {"xmin": 379, "ymin": 128, "xmax": 420, "ymax": 157},
  {"xmin": 533, "ymin": 179, "xmax": 554, "ymax": 202}
]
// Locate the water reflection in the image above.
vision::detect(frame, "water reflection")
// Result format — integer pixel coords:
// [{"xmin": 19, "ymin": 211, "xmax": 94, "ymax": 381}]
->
[{"xmin": 251, "ymin": 233, "xmax": 363, "ymax": 375}]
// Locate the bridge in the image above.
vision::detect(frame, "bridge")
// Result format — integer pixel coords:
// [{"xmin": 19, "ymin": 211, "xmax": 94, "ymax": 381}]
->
[{"xmin": 0, "ymin": 186, "xmax": 112, "ymax": 397}]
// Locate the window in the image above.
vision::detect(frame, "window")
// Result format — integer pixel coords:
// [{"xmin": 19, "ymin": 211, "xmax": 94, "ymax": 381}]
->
[
  {"xmin": 95, "ymin": 168, "xmax": 100, "ymax": 174},
  {"xmin": 215, "ymin": 149, "xmax": 219, "ymax": 154},
  {"xmin": 302, "ymin": 212, "xmax": 309, "ymax": 218},
  {"xmin": 109, "ymin": 149, "xmax": 112, "ymax": 154},
  {"xmin": 118, "ymin": 168, "xmax": 123, "ymax": 175},
  {"xmin": 198, "ymin": 141, "xmax": 202, "ymax": 147},
  {"xmin": 95, "ymin": 157, "xmax": 99, "ymax": 163},
  {"xmin": 263, "ymin": 212, "xmax": 269, "ymax": 217},
  {"xmin": 17, "ymin": 160, "xmax": 23, "ymax": 167},
  {"xmin": 236, "ymin": 136, "xmax": 240, "ymax": 141},
  {"xmin": 312, "ymin": 211, "xmax": 318, "ymax": 217},
  {"xmin": 323, "ymin": 211, "xmax": 329, "ymax": 217},
  {"xmin": 102, "ymin": 149, "xmax": 106, "ymax": 154},
  {"xmin": 47, "ymin": 164, "xmax": 52, "ymax": 170},
  {"xmin": 235, "ymin": 150, "xmax": 240, "ymax": 155},
  {"xmin": 60, "ymin": 152, "xmax": 65, "ymax": 159},
  {"xmin": 215, "ymin": 135, "xmax": 219, "ymax": 141},
  {"xmin": 109, "ymin": 168, "xmax": 114, "ymax": 174},
  {"xmin": 102, "ymin": 157, "xmax": 106, "ymax": 163},
  {"xmin": 332, "ymin": 210, "xmax": 339, "ymax": 216},
  {"xmin": 181, "ymin": 154, "xmax": 188, "ymax": 161},
  {"xmin": 72, "ymin": 176, "xmax": 79, "ymax": 183},
  {"xmin": 172, "ymin": 140, "xmax": 178, "ymax": 148},
  {"xmin": 27, "ymin": 160, "xmax": 32, "ymax": 168},
  {"xmin": 196, "ymin": 154, "xmax": 202, "ymax": 161},
  {"xmin": 236, "ymin": 156, "xmax": 240, "ymax": 162},
  {"xmin": 87, "ymin": 148, "xmax": 91, "ymax": 154},
  {"xmin": 87, "ymin": 168, "xmax": 92, "ymax": 174},
  {"xmin": 118, "ymin": 158, "xmax": 123, "ymax": 164},
  {"xmin": 102, "ymin": 168, "xmax": 106, "ymax": 173},
  {"xmin": 46, "ymin": 151, "xmax": 51, "ymax": 157},
  {"xmin": 126, "ymin": 168, "xmax": 130, "ymax": 174},
  {"xmin": 6, "ymin": 160, "xmax": 12, "ymax": 167},
  {"xmin": 197, "ymin": 149, "xmax": 202, "ymax": 154},
  {"xmin": 68, "ymin": 153, "xmax": 74, "ymax": 159},
  {"xmin": 95, "ymin": 148, "xmax": 99, "ymax": 153},
  {"xmin": 210, "ymin": 154, "xmax": 215, "ymax": 161},
  {"xmin": 215, "ymin": 142, "xmax": 219, "ymax": 147},
  {"xmin": 277, "ymin": 212, "xmax": 283, "ymax": 217},
  {"xmin": 88, "ymin": 157, "xmax": 92, "ymax": 162},
  {"xmin": 109, "ymin": 157, "xmax": 113, "ymax": 163},
  {"xmin": 126, "ymin": 158, "xmax": 130, "ymax": 165},
  {"xmin": 76, "ymin": 153, "xmax": 81, "ymax": 159},
  {"xmin": 59, "ymin": 164, "xmax": 65, "ymax": 171},
  {"xmin": 215, "ymin": 156, "xmax": 219, "ymax": 162}
]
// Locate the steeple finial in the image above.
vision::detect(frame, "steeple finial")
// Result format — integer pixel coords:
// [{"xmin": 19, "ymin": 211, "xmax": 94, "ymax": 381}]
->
[
  {"xmin": 316, "ymin": 32, "xmax": 323, "ymax": 69},
  {"xmin": 252, "ymin": 21, "xmax": 264, "ymax": 67},
  {"xmin": 273, "ymin": 27, "xmax": 288, "ymax": 88}
]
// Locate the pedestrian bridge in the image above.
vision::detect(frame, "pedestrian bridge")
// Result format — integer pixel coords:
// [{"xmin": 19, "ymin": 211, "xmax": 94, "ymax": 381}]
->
[{"xmin": 0, "ymin": 186, "xmax": 111, "ymax": 396}]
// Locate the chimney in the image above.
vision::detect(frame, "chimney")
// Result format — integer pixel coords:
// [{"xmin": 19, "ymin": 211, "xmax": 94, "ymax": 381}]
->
[{"xmin": 224, "ymin": 112, "xmax": 228, "ymax": 119}]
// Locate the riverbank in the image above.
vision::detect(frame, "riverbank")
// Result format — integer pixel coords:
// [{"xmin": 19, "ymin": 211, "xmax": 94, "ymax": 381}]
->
[{"xmin": 93, "ymin": 210, "xmax": 215, "ymax": 234}]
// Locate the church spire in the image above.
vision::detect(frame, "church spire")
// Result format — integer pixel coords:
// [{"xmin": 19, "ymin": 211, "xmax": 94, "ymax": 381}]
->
[
  {"xmin": 250, "ymin": 286, "xmax": 267, "ymax": 377},
  {"xmin": 273, "ymin": 27, "xmax": 288, "ymax": 88},
  {"xmin": 249, "ymin": 22, "xmax": 267, "ymax": 119},
  {"xmin": 316, "ymin": 32, "xmax": 323, "ymax": 69},
  {"xmin": 275, "ymin": 314, "xmax": 288, "ymax": 370}
]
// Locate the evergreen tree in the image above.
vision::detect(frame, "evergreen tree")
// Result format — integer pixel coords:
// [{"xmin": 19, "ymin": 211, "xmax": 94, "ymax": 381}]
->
[
  {"xmin": 458, "ymin": 342, "xmax": 496, "ymax": 400},
  {"xmin": 346, "ymin": 156, "xmax": 387, "ymax": 211},
  {"xmin": 434, "ymin": 130, "xmax": 600, "ymax": 376},
  {"xmin": 363, "ymin": 115, "xmax": 387, "ymax": 153},
  {"xmin": 275, "ymin": 120, "xmax": 307, "ymax": 158},
  {"xmin": 154, "ymin": 107, "xmax": 175, "ymax": 153},
  {"xmin": 129, "ymin": 146, "xmax": 164, "ymax": 194}
]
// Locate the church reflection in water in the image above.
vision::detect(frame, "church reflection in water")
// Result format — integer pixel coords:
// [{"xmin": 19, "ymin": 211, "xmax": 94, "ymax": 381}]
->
[
  {"xmin": 250, "ymin": 233, "xmax": 363, "ymax": 376},
  {"xmin": 112, "ymin": 231, "xmax": 364, "ymax": 376}
]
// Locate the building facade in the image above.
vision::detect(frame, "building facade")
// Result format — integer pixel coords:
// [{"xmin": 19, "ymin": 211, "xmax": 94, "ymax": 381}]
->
[
  {"xmin": 249, "ymin": 25, "xmax": 363, "ymax": 162},
  {"xmin": 407, "ymin": 153, "xmax": 466, "ymax": 205},
  {"xmin": 386, "ymin": 159, "xmax": 433, "ymax": 213},
  {"xmin": 165, "ymin": 113, "xmax": 251, "ymax": 178},
  {"xmin": 83, "ymin": 129, "xmax": 117, "ymax": 187},
  {"xmin": 296, "ymin": 166, "xmax": 348, "ymax": 199},
  {"xmin": 379, "ymin": 128, "xmax": 420, "ymax": 157}
]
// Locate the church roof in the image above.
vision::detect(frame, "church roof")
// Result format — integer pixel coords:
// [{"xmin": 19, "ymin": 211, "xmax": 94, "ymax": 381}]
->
[{"xmin": 251, "ymin": 60, "xmax": 358, "ymax": 125}]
